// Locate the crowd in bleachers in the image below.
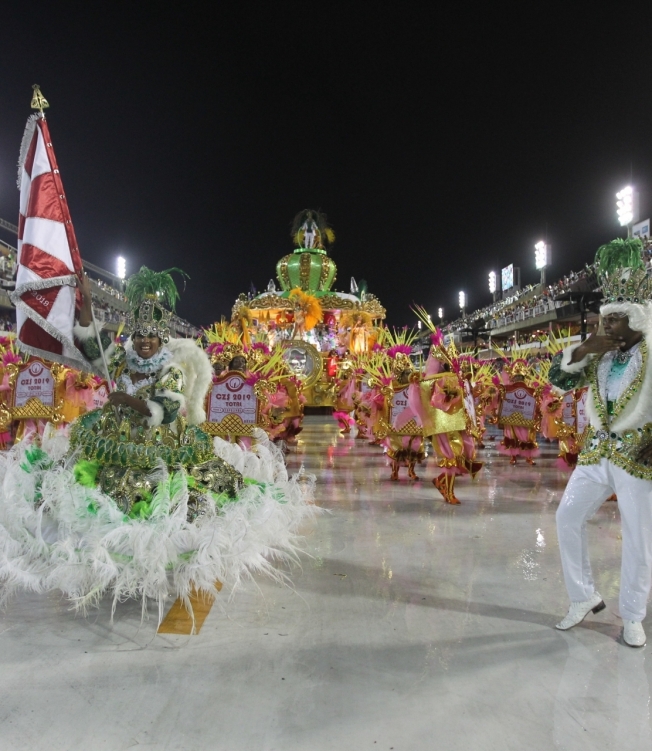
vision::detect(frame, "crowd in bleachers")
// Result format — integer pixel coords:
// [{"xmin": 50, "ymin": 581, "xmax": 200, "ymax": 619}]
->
[
  {"xmin": 92, "ymin": 277, "xmax": 127, "ymax": 302},
  {"xmin": 445, "ymin": 264, "xmax": 599, "ymax": 333},
  {"xmin": 0, "ymin": 251, "xmax": 16, "ymax": 283}
]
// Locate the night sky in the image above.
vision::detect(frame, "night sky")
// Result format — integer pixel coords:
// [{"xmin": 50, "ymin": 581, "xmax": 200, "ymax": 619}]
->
[{"xmin": 1, "ymin": 6, "xmax": 651, "ymax": 327}]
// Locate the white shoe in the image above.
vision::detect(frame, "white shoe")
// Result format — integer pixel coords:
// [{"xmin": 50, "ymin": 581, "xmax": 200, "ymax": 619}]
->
[
  {"xmin": 623, "ymin": 620, "xmax": 646, "ymax": 647},
  {"xmin": 555, "ymin": 592, "xmax": 606, "ymax": 630}
]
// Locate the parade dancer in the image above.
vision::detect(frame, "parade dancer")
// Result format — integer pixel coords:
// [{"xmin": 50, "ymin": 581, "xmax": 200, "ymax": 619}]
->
[
  {"xmin": 497, "ymin": 359, "xmax": 541, "ymax": 465},
  {"xmin": 0, "ymin": 267, "xmax": 316, "ymax": 621},
  {"xmin": 409, "ymin": 329, "xmax": 483, "ymax": 504},
  {"xmin": 551, "ymin": 238, "xmax": 652, "ymax": 647}
]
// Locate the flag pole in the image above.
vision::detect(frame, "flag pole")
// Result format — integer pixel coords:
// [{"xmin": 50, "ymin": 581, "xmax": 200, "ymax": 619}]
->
[{"xmin": 88, "ymin": 297, "xmax": 114, "ymax": 392}]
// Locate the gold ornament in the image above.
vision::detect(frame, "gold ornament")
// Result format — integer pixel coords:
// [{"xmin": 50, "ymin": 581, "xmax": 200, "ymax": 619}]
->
[{"xmin": 30, "ymin": 85, "xmax": 49, "ymax": 113}]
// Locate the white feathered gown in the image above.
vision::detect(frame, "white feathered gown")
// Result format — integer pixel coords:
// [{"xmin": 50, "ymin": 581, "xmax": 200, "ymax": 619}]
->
[{"xmin": 0, "ymin": 337, "xmax": 316, "ymax": 622}]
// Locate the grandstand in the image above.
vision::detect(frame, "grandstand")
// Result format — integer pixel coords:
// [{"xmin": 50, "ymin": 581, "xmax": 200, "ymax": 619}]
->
[{"xmin": 0, "ymin": 219, "xmax": 201, "ymax": 338}]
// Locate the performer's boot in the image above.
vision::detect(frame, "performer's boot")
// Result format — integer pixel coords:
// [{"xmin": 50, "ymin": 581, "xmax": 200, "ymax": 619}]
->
[
  {"xmin": 407, "ymin": 459, "xmax": 419, "ymax": 481},
  {"xmin": 606, "ymin": 493, "xmax": 618, "ymax": 502},
  {"xmin": 510, "ymin": 456, "xmax": 517, "ymax": 465},
  {"xmin": 445, "ymin": 475, "xmax": 461, "ymax": 504},
  {"xmin": 526, "ymin": 457, "xmax": 536, "ymax": 466},
  {"xmin": 433, "ymin": 473, "xmax": 460, "ymax": 504},
  {"xmin": 433, "ymin": 473, "xmax": 447, "ymax": 499},
  {"xmin": 390, "ymin": 460, "xmax": 399, "ymax": 481}
]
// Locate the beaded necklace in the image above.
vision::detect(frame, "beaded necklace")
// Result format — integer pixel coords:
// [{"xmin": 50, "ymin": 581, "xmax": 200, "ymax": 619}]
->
[{"xmin": 126, "ymin": 346, "xmax": 173, "ymax": 375}]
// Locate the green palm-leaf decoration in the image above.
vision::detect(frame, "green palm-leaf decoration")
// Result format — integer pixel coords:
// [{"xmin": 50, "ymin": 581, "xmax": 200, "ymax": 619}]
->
[
  {"xmin": 125, "ymin": 266, "xmax": 189, "ymax": 312},
  {"xmin": 595, "ymin": 238, "xmax": 645, "ymax": 278}
]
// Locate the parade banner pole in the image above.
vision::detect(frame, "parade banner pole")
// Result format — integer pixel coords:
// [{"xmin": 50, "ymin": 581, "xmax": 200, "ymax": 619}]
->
[{"xmin": 89, "ymin": 301, "xmax": 114, "ymax": 392}]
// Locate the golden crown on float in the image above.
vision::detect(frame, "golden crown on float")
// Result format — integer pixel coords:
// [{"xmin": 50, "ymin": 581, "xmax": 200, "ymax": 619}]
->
[{"xmin": 232, "ymin": 209, "xmax": 386, "ymax": 322}]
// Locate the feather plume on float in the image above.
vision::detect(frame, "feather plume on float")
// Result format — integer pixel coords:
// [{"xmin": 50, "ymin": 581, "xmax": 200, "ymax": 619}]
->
[
  {"xmin": 359, "ymin": 353, "xmax": 395, "ymax": 388},
  {"xmin": 339, "ymin": 310, "xmax": 374, "ymax": 329},
  {"xmin": 288, "ymin": 288, "xmax": 323, "ymax": 331},
  {"xmin": 247, "ymin": 347, "xmax": 290, "ymax": 383},
  {"xmin": 205, "ymin": 319, "xmax": 242, "ymax": 345},
  {"xmin": 379, "ymin": 325, "xmax": 418, "ymax": 349},
  {"xmin": 290, "ymin": 209, "xmax": 335, "ymax": 249},
  {"xmin": 411, "ymin": 304, "xmax": 437, "ymax": 333}
]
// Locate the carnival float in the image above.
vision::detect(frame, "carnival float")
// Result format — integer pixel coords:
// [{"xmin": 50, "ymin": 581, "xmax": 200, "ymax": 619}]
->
[{"xmin": 230, "ymin": 210, "xmax": 386, "ymax": 407}]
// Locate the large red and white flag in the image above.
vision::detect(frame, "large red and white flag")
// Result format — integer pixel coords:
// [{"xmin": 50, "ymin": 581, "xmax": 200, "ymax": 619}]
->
[{"xmin": 11, "ymin": 113, "xmax": 91, "ymax": 370}]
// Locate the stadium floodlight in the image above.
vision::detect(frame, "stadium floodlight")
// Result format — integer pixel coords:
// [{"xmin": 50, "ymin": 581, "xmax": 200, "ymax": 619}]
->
[
  {"xmin": 458, "ymin": 291, "xmax": 466, "ymax": 311},
  {"xmin": 617, "ymin": 186, "xmax": 634, "ymax": 227},
  {"xmin": 116, "ymin": 256, "xmax": 126, "ymax": 280},
  {"xmin": 438, "ymin": 307, "xmax": 443, "ymax": 320},
  {"xmin": 488, "ymin": 271, "xmax": 497, "ymax": 293},
  {"xmin": 534, "ymin": 241, "xmax": 548, "ymax": 270},
  {"xmin": 535, "ymin": 241, "xmax": 550, "ymax": 286}
]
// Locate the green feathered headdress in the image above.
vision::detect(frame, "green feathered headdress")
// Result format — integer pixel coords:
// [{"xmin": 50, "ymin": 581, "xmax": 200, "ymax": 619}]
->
[
  {"xmin": 595, "ymin": 238, "xmax": 652, "ymax": 306},
  {"xmin": 594, "ymin": 238, "xmax": 645, "ymax": 278},
  {"xmin": 124, "ymin": 266, "xmax": 189, "ymax": 313},
  {"xmin": 124, "ymin": 266, "xmax": 189, "ymax": 341}
]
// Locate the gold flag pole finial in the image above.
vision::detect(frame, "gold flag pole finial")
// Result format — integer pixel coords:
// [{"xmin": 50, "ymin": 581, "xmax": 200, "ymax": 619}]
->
[{"xmin": 30, "ymin": 84, "xmax": 49, "ymax": 115}]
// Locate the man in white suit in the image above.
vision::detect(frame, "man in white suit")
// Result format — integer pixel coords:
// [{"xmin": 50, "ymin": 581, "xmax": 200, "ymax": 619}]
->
[{"xmin": 550, "ymin": 238, "xmax": 652, "ymax": 647}]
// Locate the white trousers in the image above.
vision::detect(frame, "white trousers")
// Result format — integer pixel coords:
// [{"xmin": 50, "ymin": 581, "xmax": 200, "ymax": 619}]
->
[{"xmin": 556, "ymin": 458, "xmax": 652, "ymax": 622}]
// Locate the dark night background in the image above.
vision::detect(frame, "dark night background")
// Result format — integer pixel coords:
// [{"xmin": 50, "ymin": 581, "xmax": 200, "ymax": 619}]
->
[{"xmin": 1, "ymin": 5, "xmax": 651, "ymax": 327}]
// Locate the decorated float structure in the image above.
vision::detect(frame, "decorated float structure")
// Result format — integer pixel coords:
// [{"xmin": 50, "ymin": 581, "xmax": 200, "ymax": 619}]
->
[{"xmin": 231, "ymin": 210, "xmax": 386, "ymax": 407}]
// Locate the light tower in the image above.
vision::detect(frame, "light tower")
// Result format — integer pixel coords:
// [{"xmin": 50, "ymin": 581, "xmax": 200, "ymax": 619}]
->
[
  {"xmin": 116, "ymin": 256, "xmax": 126, "ymax": 280},
  {"xmin": 617, "ymin": 185, "xmax": 638, "ymax": 236},
  {"xmin": 458, "ymin": 291, "xmax": 466, "ymax": 317},
  {"xmin": 534, "ymin": 241, "xmax": 549, "ymax": 287},
  {"xmin": 438, "ymin": 307, "xmax": 444, "ymax": 323},
  {"xmin": 488, "ymin": 271, "xmax": 497, "ymax": 303}
]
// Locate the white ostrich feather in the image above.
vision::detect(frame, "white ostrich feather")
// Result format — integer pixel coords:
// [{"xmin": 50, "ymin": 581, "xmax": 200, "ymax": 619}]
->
[{"xmin": 0, "ymin": 429, "xmax": 317, "ymax": 622}]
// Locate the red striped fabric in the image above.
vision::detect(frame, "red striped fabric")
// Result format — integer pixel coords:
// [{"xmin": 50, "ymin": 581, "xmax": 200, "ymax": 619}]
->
[{"xmin": 12, "ymin": 114, "xmax": 91, "ymax": 370}]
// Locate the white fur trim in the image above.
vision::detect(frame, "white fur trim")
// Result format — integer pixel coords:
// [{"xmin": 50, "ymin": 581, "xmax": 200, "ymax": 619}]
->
[
  {"xmin": 145, "ymin": 400, "xmax": 165, "ymax": 427},
  {"xmin": 165, "ymin": 338, "xmax": 212, "ymax": 425},
  {"xmin": 561, "ymin": 344, "xmax": 591, "ymax": 373},
  {"xmin": 73, "ymin": 321, "xmax": 98, "ymax": 341}
]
